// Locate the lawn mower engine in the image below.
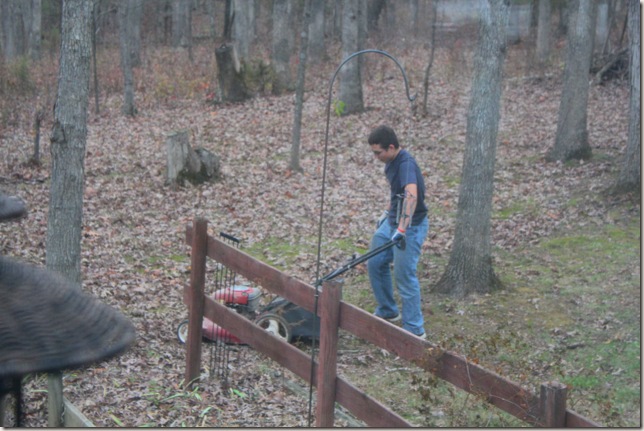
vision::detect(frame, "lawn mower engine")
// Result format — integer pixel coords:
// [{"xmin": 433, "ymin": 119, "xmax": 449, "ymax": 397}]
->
[
  {"xmin": 177, "ymin": 284, "xmax": 320, "ymax": 345},
  {"xmin": 204, "ymin": 285, "xmax": 262, "ymax": 344},
  {"xmin": 177, "ymin": 285, "xmax": 262, "ymax": 345}
]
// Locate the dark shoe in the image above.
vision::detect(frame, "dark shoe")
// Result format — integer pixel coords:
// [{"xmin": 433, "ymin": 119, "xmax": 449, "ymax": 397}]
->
[{"xmin": 374, "ymin": 312, "xmax": 401, "ymax": 322}]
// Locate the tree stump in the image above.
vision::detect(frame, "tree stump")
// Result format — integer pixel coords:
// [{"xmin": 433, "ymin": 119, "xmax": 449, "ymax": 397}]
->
[{"xmin": 165, "ymin": 130, "xmax": 221, "ymax": 188}]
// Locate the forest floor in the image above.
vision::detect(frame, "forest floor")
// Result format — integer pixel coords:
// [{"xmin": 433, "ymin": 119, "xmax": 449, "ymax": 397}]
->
[{"xmin": 0, "ymin": 44, "xmax": 640, "ymax": 427}]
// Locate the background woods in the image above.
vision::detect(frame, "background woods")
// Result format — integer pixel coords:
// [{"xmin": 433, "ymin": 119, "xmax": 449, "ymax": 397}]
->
[{"xmin": 0, "ymin": 0, "xmax": 640, "ymax": 427}]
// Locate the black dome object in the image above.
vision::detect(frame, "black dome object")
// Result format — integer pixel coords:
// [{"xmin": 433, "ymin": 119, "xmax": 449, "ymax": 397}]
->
[
  {"xmin": 0, "ymin": 255, "xmax": 136, "ymax": 378},
  {"xmin": 0, "ymin": 194, "xmax": 27, "ymax": 222}
]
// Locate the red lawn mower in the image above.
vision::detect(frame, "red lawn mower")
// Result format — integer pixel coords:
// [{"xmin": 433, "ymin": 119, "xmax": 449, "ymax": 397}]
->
[{"xmin": 176, "ymin": 233, "xmax": 403, "ymax": 346}]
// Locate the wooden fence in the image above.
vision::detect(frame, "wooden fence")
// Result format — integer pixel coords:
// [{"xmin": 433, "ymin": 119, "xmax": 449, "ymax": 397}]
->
[{"xmin": 183, "ymin": 218, "xmax": 600, "ymax": 427}]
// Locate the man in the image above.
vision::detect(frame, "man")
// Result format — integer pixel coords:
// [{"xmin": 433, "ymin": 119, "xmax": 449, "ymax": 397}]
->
[{"xmin": 366, "ymin": 125, "xmax": 429, "ymax": 339}]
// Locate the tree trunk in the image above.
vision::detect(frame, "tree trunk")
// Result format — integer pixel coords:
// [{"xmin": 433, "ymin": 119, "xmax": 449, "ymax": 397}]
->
[
  {"xmin": 126, "ymin": 0, "xmax": 143, "ymax": 67},
  {"xmin": 308, "ymin": 0, "xmax": 326, "ymax": 63},
  {"xmin": 536, "ymin": 0, "xmax": 551, "ymax": 66},
  {"xmin": 27, "ymin": 0, "xmax": 42, "ymax": 61},
  {"xmin": 339, "ymin": 0, "xmax": 364, "ymax": 116},
  {"xmin": 290, "ymin": 0, "xmax": 311, "ymax": 173},
  {"xmin": 119, "ymin": 0, "xmax": 136, "ymax": 117},
  {"xmin": 215, "ymin": 43, "xmax": 250, "ymax": 102},
  {"xmin": 546, "ymin": 0, "xmax": 596, "ymax": 162},
  {"xmin": 615, "ymin": 0, "xmax": 640, "ymax": 194},
  {"xmin": 422, "ymin": 0, "xmax": 438, "ymax": 116},
  {"xmin": 434, "ymin": 0, "xmax": 509, "ymax": 298},
  {"xmin": 232, "ymin": 0, "xmax": 255, "ymax": 60},
  {"xmin": 172, "ymin": 0, "xmax": 192, "ymax": 57},
  {"xmin": 46, "ymin": 1, "xmax": 96, "ymax": 426},
  {"xmin": 271, "ymin": 0, "xmax": 294, "ymax": 95},
  {"xmin": 594, "ymin": 0, "xmax": 609, "ymax": 54},
  {"xmin": 1, "ymin": 0, "xmax": 26, "ymax": 60}
]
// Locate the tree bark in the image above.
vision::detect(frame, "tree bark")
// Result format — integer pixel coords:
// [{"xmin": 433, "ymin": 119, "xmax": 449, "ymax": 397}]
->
[
  {"xmin": 615, "ymin": 0, "xmax": 640, "ymax": 194},
  {"xmin": 1, "ymin": 0, "xmax": 26, "ymax": 60},
  {"xmin": 46, "ymin": 1, "xmax": 96, "ymax": 425},
  {"xmin": 546, "ymin": 0, "xmax": 597, "ymax": 162},
  {"xmin": 308, "ymin": 0, "xmax": 326, "ymax": 63},
  {"xmin": 536, "ymin": 0, "xmax": 551, "ymax": 67},
  {"xmin": 434, "ymin": 0, "xmax": 508, "ymax": 298},
  {"xmin": 232, "ymin": 0, "xmax": 255, "ymax": 60},
  {"xmin": 290, "ymin": 0, "xmax": 311, "ymax": 173},
  {"xmin": 172, "ymin": 0, "xmax": 192, "ymax": 49},
  {"xmin": 27, "ymin": 0, "xmax": 42, "ymax": 61},
  {"xmin": 339, "ymin": 0, "xmax": 364, "ymax": 116},
  {"xmin": 119, "ymin": 0, "xmax": 137, "ymax": 117},
  {"xmin": 271, "ymin": 0, "xmax": 294, "ymax": 95},
  {"xmin": 422, "ymin": 0, "xmax": 438, "ymax": 116}
]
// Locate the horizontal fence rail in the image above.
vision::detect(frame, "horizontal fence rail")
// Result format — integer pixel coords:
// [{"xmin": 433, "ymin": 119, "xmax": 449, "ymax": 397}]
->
[{"xmin": 184, "ymin": 220, "xmax": 600, "ymax": 427}]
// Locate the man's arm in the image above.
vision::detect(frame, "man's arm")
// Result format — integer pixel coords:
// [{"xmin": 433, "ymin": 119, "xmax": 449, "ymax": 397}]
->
[{"xmin": 397, "ymin": 183, "xmax": 417, "ymax": 232}]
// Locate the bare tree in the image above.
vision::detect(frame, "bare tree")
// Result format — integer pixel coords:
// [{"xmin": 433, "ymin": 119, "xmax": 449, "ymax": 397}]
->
[
  {"xmin": 0, "ymin": 0, "xmax": 41, "ymax": 60},
  {"xmin": 536, "ymin": 0, "xmax": 551, "ymax": 67},
  {"xmin": 290, "ymin": 0, "xmax": 312, "ymax": 173},
  {"xmin": 271, "ymin": 0, "xmax": 294, "ymax": 95},
  {"xmin": 46, "ymin": 1, "xmax": 96, "ymax": 425},
  {"xmin": 546, "ymin": 0, "xmax": 597, "ymax": 162},
  {"xmin": 172, "ymin": 0, "xmax": 192, "ymax": 59},
  {"xmin": 339, "ymin": 0, "xmax": 364, "ymax": 115},
  {"xmin": 26, "ymin": 0, "xmax": 42, "ymax": 61},
  {"xmin": 308, "ymin": 0, "xmax": 326, "ymax": 63},
  {"xmin": 434, "ymin": 0, "xmax": 509, "ymax": 297},
  {"xmin": 119, "ymin": 0, "xmax": 138, "ymax": 116},
  {"xmin": 422, "ymin": 0, "xmax": 438, "ymax": 116},
  {"xmin": 615, "ymin": 0, "xmax": 640, "ymax": 194}
]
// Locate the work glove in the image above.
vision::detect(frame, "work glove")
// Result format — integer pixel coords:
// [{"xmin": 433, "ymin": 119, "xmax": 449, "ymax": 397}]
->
[
  {"xmin": 376, "ymin": 210, "xmax": 389, "ymax": 228},
  {"xmin": 391, "ymin": 228, "xmax": 406, "ymax": 250}
]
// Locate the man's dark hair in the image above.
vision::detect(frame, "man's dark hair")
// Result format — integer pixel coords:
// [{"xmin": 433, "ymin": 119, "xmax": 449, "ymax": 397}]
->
[{"xmin": 368, "ymin": 125, "xmax": 399, "ymax": 150}]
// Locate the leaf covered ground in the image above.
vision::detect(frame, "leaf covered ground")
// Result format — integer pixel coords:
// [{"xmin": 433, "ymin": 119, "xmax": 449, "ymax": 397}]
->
[{"xmin": 0, "ymin": 43, "xmax": 640, "ymax": 427}]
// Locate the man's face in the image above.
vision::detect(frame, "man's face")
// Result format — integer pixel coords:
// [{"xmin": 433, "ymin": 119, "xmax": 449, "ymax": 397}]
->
[{"xmin": 370, "ymin": 144, "xmax": 395, "ymax": 163}]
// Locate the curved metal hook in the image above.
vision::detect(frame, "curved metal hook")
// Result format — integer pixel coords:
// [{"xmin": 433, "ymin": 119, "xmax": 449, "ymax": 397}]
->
[
  {"xmin": 327, "ymin": 49, "xmax": 417, "ymax": 107},
  {"xmin": 314, "ymin": 49, "xmax": 416, "ymax": 284}
]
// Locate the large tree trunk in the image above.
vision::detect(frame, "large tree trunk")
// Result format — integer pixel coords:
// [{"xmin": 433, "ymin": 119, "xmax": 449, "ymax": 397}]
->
[
  {"xmin": 434, "ymin": 0, "xmax": 509, "ymax": 298},
  {"xmin": 46, "ymin": 1, "xmax": 96, "ymax": 425},
  {"xmin": 546, "ymin": 0, "xmax": 597, "ymax": 162},
  {"xmin": 232, "ymin": 0, "xmax": 255, "ymax": 60},
  {"xmin": 615, "ymin": 0, "xmax": 640, "ymax": 194},
  {"xmin": 308, "ymin": 0, "xmax": 326, "ymax": 63},
  {"xmin": 271, "ymin": 0, "xmax": 294, "ymax": 95},
  {"xmin": 339, "ymin": 0, "xmax": 364, "ymax": 116}
]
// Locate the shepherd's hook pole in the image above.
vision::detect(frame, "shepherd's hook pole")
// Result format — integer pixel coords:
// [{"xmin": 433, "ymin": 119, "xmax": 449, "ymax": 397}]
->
[{"xmin": 308, "ymin": 49, "xmax": 416, "ymax": 427}]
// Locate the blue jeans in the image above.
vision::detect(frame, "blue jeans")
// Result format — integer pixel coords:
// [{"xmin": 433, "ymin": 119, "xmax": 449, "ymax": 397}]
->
[{"xmin": 367, "ymin": 217, "xmax": 429, "ymax": 336}]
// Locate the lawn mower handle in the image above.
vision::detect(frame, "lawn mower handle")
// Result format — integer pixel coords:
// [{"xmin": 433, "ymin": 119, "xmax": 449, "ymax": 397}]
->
[{"xmin": 316, "ymin": 237, "xmax": 404, "ymax": 285}]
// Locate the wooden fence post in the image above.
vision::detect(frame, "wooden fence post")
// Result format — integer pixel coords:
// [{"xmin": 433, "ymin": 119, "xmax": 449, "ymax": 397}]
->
[
  {"xmin": 185, "ymin": 218, "xmax": 208, "ymax": 388},
  {"xmin": 316, "ymin": 279, "xmax": 343, "ymax": 427},
  {"xmin": 540, "ymin": 380, "xmax": 567, "ymax": 427}
]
